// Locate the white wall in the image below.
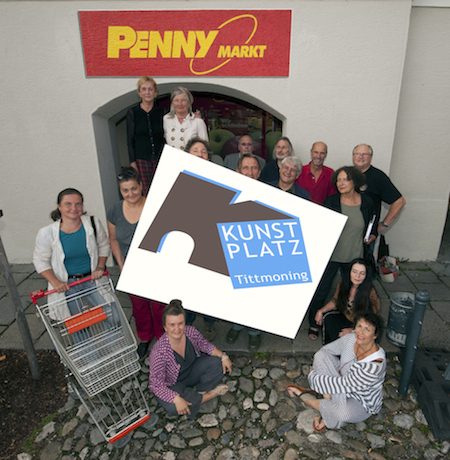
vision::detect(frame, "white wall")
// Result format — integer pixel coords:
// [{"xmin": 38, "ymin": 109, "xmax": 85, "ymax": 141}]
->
[
  {"xmin": 0, "ymin": 0, "xmax": 413, "ymax": 262},
  {"xmin": 389, "ymin": 6, "xmax": 450, "ymax": 260}
]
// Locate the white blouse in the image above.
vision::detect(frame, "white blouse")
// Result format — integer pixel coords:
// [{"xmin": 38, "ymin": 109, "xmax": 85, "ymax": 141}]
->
[{"xmin": 163, "ymin": 113, "xmax": 208, "ymax": 151}]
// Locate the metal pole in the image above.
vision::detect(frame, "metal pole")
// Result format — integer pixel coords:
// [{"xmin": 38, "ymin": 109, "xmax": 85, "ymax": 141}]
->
[
  {"xmin": 0, "ymin": 215, "xmax": 41, "ymax": 378},
  {"xmin": 398, "ymin": 290, "xmax": 429, "ymax": 397}
]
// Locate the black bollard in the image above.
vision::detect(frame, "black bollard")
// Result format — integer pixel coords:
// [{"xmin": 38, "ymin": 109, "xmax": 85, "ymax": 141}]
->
[
  {"xmin": 398, "ymin": 290, "xmax": 430, "ymax": 397},
  {"xmin": 0, "ymin": 209, "xmax": 41, "ymax": 378}
]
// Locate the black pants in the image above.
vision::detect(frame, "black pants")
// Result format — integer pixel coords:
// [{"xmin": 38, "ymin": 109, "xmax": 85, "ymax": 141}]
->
[
  {"xmin": 308, "ymin": 261, "xmax": 350, "ymax": 328},
  {"xmin": 156, "ymin": 355, "xmax": 223, "ymax": 419},
  {"xmin": 322, "ymin": 311, "xmax": 353, "ymax": 344}
]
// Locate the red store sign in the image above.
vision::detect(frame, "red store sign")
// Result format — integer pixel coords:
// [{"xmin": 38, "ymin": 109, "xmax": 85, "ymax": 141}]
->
[{"xmin": 79, "ymin": 10, "xmax": 291, "ymax": 77}]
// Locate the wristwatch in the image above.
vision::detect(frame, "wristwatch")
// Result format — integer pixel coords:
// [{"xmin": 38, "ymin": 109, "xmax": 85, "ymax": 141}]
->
[{"xmin": 381, "ymin": 221, "xmax": 389, "ymax": 228}]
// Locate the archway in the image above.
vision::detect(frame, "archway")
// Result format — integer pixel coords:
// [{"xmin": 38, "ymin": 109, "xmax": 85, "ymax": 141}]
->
[{"xmin": 91, "ymin": 83, "xmax": 285, "ymax": 213}]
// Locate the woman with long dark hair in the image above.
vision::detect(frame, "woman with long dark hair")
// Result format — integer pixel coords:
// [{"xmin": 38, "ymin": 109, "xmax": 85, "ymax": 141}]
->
[{"xmin": 315, "ymin": 258, "xmax": 380, "ymax": 344}]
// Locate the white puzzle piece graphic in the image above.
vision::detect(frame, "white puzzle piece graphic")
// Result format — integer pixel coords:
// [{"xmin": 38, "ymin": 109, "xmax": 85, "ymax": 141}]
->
[{"xmin": 118, "ymin": 146, "xmax": 347, "ymax": 338}]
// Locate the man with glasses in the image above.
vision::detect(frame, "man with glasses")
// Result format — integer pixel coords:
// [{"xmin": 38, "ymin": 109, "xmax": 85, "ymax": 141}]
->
[
  {"xmin": 224, "ymin": 134, "xmax": 266, "ymax": 171},
  {"xmin": 269, "ymin": 156, "xmax": 310, "ymax": 199},
  {"xmin": 352, "ymin": 144, "xmax": 405, "ymax": 234}
]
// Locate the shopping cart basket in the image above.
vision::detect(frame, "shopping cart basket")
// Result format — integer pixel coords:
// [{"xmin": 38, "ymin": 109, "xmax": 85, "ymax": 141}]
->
[
  {"xmin": 66, "ymin": 371, "xmax": 155, "ymax": 446},
  {"xmin": 31, "ymin": 273, "xmax": 140, "ymax": 396}
]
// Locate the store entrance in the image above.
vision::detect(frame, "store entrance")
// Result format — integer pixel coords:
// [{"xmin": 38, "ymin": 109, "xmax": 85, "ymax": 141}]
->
[
  {"xmin": 114, "ymin": 91, "xmax": 283, "ymax": 169},
  {"xmin": 93, "ymin": 84, "xmax": 284, "ymax": 213}
]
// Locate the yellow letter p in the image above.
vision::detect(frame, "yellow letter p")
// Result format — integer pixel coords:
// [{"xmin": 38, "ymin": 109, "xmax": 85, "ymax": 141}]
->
[{"xmin": 107, "ymin": 26, "xmax": 136, "ymax": 58}]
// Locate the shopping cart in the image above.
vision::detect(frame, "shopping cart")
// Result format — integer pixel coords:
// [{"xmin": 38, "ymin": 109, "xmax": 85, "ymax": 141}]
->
[
  {"xmin": 66, "ymin": 370, "xmax": 156, "ymax": 446},
  {"xmin": 32, "ymin": 273, "xmax": 158, "ymax": 447},
  {"xmin": 31, "ymin": 273, "xmax": 140, "ymax": 396}
]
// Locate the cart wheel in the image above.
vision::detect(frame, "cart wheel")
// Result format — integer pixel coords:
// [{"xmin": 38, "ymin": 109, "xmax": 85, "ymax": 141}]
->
[
  {"xmin": 113, "ymin": 433, "xmax": 132, "ymax": 449},
  {"xmin": 143, "ymin": 413, "xmax": 159, "ymax": 431},
  {"xmin": 67, "ymin": 379, "xmax": 80, "ymax": 400},
  {"xmin": 66, "ymin": 376, "xmax": 86, "ymax": 400}
]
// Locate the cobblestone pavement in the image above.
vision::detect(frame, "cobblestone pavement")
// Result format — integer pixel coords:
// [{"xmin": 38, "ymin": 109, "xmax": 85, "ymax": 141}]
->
[
  {"xmin": 19, "ymin": 353, "xmax": 450, "ymax": 460},
  {"xmin": 3, "ymin": 261, "xmax": 450, "ymax": 459}
]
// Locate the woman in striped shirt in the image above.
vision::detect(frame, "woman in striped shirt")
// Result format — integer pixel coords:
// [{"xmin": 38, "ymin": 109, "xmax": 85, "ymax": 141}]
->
[{"xmin": 288, "ymin": 311, "xmax": 386, "ymax": 431}]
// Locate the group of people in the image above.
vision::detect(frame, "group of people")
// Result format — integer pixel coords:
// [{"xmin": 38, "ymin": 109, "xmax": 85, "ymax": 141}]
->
[
  {"xmin": 127, "ymin": 77, "xmax": 208, "ymax": 196},
  {"xmin": 31, "ymin": 75, "xmax": 407, "ymax": 432},
  {"xmin": 220, "ymin": 134, "xmax": 405, "ymax": 351}
]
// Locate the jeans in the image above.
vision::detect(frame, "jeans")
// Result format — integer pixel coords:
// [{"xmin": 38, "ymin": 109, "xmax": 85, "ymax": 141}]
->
[
  {"xmin": 230, "ymin": 324, "xmax": 260, "ymax": 336},
  {"xmin": 65, "ymin": 278, "xmax": 120, "ymax": 361},
  {"xmin": 185, "ymin": 311, "xmax": 215, "ymax": 325}
]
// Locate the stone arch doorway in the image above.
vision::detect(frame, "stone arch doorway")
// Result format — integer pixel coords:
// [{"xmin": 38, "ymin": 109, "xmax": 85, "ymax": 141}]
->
[{"xmin": 91, "ymin": 82, "xmax": 284, "ymax": 213}]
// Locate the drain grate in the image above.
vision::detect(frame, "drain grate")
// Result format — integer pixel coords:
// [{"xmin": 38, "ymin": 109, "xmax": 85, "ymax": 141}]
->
[{"xmin": 410, "ymin": 349, "xmax": 450, "ymax": 440}]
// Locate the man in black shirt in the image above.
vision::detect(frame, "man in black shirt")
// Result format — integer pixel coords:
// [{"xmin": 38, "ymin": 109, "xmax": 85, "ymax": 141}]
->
[{"xmin": 352, "ymin": 144, "xmax": 406, "ymax": 234}]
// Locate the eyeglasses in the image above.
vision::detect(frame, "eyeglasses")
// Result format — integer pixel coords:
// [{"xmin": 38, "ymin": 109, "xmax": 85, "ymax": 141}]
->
[
  {"xmin": 117, "ymin": 170, "xmax": 136, "ymax": 180},
  {"xmin": 353, "ymin": 152, "xmax": 372, "ymax": 157},
  {"xmin": 240, "ymin": 143, "xmax": 253, "ymax": 146},
  {"xmin": 281, "ymin": 165, "xmax": 299, "ymax": 174}
]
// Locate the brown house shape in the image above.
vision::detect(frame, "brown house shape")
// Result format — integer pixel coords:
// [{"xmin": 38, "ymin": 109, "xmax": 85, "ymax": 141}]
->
[{"xmin": 139, "ymin": 172, "xmax": 293, "ymax": 276}]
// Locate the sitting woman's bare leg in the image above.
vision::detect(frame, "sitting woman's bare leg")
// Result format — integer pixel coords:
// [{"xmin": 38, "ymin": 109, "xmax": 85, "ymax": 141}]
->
[{"xmin": 303, "ymin": 397, "xmax": 321, "ymax": 412}]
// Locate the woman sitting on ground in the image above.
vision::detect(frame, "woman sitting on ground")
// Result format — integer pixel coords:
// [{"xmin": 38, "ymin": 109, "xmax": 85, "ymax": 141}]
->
[
  {"xmin": 149, "ymin": 300, "xmax": 232, "ymax": 419},
  {"xmin": 315, "ymin": 258, "xmax": 381, "ymax": 344},
  {"xmin": 287, "ymin": 312, "xmax": 386, "ymax": 432}
]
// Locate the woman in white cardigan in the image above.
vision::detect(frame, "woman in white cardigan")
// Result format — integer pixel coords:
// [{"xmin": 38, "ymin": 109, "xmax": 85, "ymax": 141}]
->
[
  {"xmin": 287, "ymin": 311, "xmax": 386, "ymax": 432},
  {"xmin": 33, "ymin": 188, "xmax": 110, "ymax": 321},
  {"xmin": 163, "ymin": 86, "xmax": 208, "ymax": 151}
]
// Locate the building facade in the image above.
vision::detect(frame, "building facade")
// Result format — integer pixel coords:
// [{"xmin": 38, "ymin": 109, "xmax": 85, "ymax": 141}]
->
[{"xmin": 0, "ymin": 0, "xmax": 449, "ymax": 262}]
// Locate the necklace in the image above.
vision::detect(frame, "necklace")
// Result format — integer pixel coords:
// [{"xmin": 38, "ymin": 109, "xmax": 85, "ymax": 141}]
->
[{"xmin": 339, "ymin": 342, "xmax": 376, "ymax": 374}]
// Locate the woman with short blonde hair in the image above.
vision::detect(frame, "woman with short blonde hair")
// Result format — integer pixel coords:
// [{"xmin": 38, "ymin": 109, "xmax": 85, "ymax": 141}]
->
[{"xmin": 127, "ymin": 76, "xmax": 166, "ymax": 196}]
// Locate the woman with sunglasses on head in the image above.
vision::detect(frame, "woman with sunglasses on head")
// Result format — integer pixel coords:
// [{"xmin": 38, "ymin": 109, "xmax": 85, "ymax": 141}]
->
[
  {"xmin": 107, "ymin": 167, "xmax": 165, "ymax": 358},
  {"xmin": 127, "ymin": 76, "xmax": 166, "ymax": 196}
]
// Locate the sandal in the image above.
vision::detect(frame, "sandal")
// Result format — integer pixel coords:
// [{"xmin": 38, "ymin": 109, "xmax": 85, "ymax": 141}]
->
[
  {"xmin": 313, "ymin": 415, "xmax": 326, "ymax": 433},
  {"xmin": 308, "ymin": 327, "xmax": 319, "ymax": 341},
  {"xmin": 286, "ymin": 384, "xmax": 316, "ymax": 399}
]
